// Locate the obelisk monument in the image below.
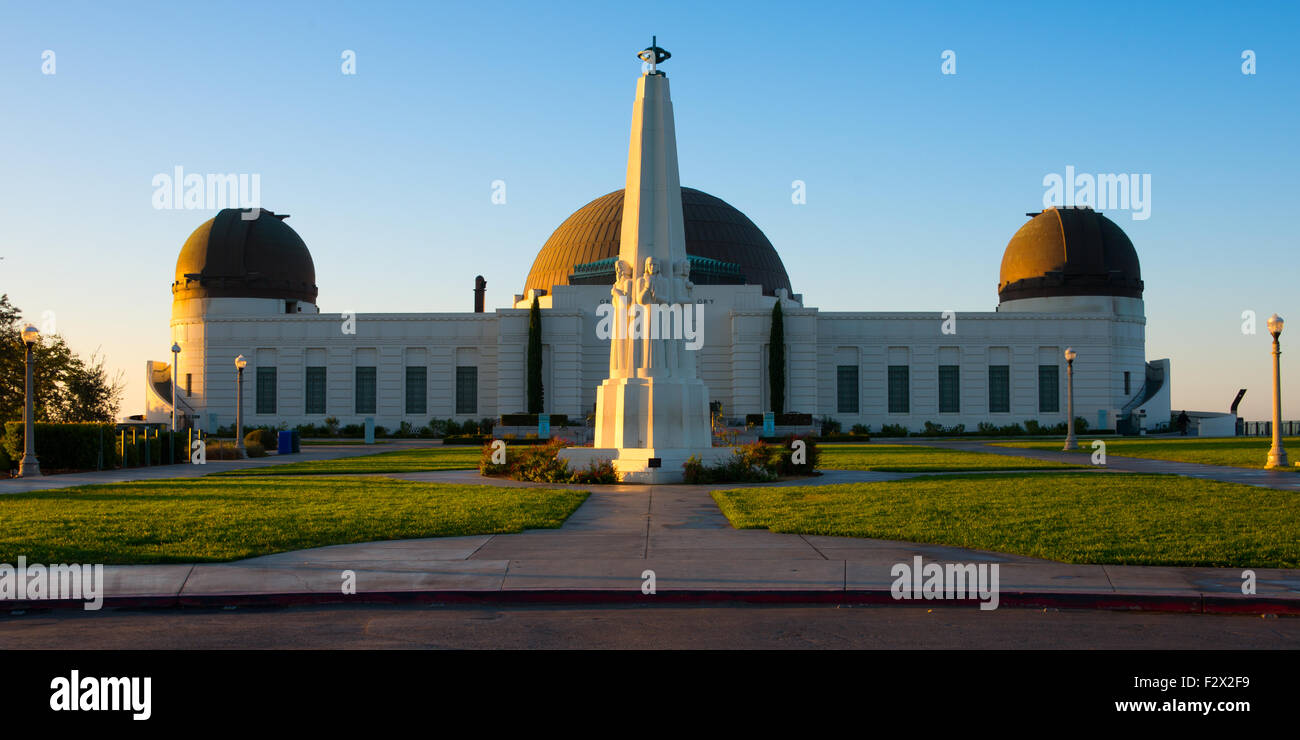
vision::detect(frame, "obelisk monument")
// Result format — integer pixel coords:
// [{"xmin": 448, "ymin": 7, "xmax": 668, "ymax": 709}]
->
[{"xmin": 559, "ymin": 39, "xmax": 731, "ymax": 483}]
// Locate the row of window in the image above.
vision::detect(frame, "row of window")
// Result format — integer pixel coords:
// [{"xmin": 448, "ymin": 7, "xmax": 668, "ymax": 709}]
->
[
  {"xmin": 254, "ymin": 366, "xmax": 478, "ymax": 416},
  {"xmin": 835, "ymin": 364, "xmax": 1062, "ymax": 415}
]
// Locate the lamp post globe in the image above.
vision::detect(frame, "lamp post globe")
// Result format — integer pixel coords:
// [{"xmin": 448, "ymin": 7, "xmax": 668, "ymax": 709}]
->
[
  {"xmin": 1063, "ymin": 347, "xmax": 1078, "ymax": 451},
  {"xmin": 234, "ymin": 354, "xmax": 248, "ymax": 459},
  {"xmin": 18, "ymin": 324, "xmax": 41, "ymax": 477},
  {"xmin": 1266, "ymin": 315, "xmax": 1289, "ymax": 469}
]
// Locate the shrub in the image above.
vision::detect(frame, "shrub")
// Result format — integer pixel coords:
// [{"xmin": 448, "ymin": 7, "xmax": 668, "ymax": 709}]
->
[
  {"xmin": 977, "ymin": 421, "xmax": 1025, "ymax": 436},
  {"xmin": 4, "ymin": 422, "xmax": 121, "ymax": 471},
  {"xmin": 341, "ymin": 423, "xmax": 364, "ymax": 437},
  {"xmin": 324, "ymin": 417, "xmax": 340, "ymax": 436},
  {"xmin": 682, "ymin": 442, "xmax": 785, "ymax": 484},
  {"xmin": 920, "ymin": 421, "xmax": 966, "ymax": 437},
  {"xmin": 244, "ymin": 428, "xmax": 277, "ymax": 449},
  {"xmin": 774, "ymin": 434, "xmax": 819, "ymax": 476},
  {"xmin": 444, "ymin": 434, "xmax": 491, "ymax": 445},
  {"xmin": 820, "ymin": 417, "xmax": 842, "ymax": 436},
  {"xmin": 0, "ymin": 440, "xmax": 12, "ymax": 473},
  {"xmin": 744, "ymin": 413, "xmax": 814, "ymax": 427},
  {"xmin": 500, "ymin": 413, "xmax": 569, "ymax": 427},
  {"xmin": 850, "ymin": 424, "xmax": 870, "ymax": 436},
  {"xmin": 479, "ymin": 417, "xmax": 496, "ymax": 434},
  {"xmin": 570, "ymin": 458, "xmax": 617, "ymax": 484},
  {"xmin": 478, "ymin": 439, "xmax": 613, "ymax": 483},
  {"xmin": 879, "ymin": 423, "xmax": 909, "ymax": 437}
]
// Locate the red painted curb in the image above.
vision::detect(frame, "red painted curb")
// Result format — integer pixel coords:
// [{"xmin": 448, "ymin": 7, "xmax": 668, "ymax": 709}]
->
[{"xmin": 2, "ymin": 589, "xmax": 1296, "ymax": 615}]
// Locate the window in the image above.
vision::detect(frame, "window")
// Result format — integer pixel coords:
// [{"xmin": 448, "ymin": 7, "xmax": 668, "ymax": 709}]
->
[
  {"xmin": 887, "ymin": 365, "xmax": 909, "ymax": 414},
  {"xmin": 255, "ymin": 367, "xmax": 276, "ymax": 414},
  {"xmin": 988, "ymin": 365, "xmax": 1010, "ymax": 413},
  {"xmin": 185, "ymin": 373, "xmax": 192, "ymax": 397},
  {"xmin": 1124, "ymin": 371, "xmax": 1131, "ymax": 396},
  {"xmin": 355, "ymin": 366, "xmax": 377, "ymax": 414},
  {"xmin": 836, "ymin": 365, "xmax": 859, "ymax": 413},
  {"xmin": 406, "ymin": 366, "xmax": 427, "ymax": 415},
  {"xmin": 1039, "ymin": 365, "xmax": 1060, "ymax": 413},
  {"xmin": 938, "ymin": 365, "xmax": 960, "ymax": 413},
  {"xmin": 456, "ymin": 366, "xmax": 478, "ymax": 415},
  {"xmin": 305, "ymin": 367, "xmax": 327, "ymax": 414}
]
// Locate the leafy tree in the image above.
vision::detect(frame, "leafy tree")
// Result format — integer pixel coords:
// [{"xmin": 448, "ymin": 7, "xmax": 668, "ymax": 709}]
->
[
  {"xmin": 768, "ymin": 300, "xmax": 785, "ymax": 414},
  {"xmin": 527, "ymin": 295, "xmax": 544, "ymax": 414},
  {"xmin": 0, "ymin": 294, "xmax": 125, "ymax": 423}
]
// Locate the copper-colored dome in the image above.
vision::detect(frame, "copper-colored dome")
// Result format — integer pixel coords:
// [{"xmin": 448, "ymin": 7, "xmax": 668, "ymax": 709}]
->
[
  {"xmin": 998, "ymin": 207, "xmax": 1142, "ymax": 303},
  {"xmin": 172, "ymin": 209, "xmax": 318, "ymax": 303},
  {"xmin": 524, "ymin": 187, "xmax": 793, "ymax": 296}
]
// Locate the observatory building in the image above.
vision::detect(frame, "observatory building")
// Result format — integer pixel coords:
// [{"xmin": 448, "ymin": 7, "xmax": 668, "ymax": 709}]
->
[{"xmin": 148, "ymin": 52, "xmax": 1170, "ymax": 439}]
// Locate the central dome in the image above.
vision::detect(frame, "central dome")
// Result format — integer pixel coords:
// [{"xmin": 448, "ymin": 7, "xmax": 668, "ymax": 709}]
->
[{"xmin": 524, "ymin": 187, "xmax": 793, "ymax": 297}]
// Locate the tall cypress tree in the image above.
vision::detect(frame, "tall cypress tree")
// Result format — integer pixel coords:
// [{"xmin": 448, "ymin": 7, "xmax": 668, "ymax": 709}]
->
[
  {"xmin": 527, "ymin": 295, "xmax": 544, "ymax": 414},
  {"xmin": 768, "ymin": 300, "xmax": 785, "ymax": 415}
]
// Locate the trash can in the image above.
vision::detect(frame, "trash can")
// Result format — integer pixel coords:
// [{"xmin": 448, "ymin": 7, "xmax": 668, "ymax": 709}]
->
[{"xmin": 277, "ymin": 430, "xmax": 295, "ymax": 455}]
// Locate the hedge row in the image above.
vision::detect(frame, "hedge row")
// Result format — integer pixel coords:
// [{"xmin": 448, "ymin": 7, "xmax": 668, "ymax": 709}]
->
[
  {"xmin": 499, "ymin": 413, "xmax": 570, "ymax": 427},
  {"xmin": 2, "ymin": 423, "xmax": 191, "ymax": 472},
  {"xmin": 744, "ymin": 413, "xmax": 814, "ymax": 426}
]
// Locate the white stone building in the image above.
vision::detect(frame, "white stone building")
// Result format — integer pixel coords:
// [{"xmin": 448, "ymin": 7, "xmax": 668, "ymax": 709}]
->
[
  {"xmin": 148, "ymin": 197, "xmax": 1169, "ymax": 436},
  {"xmin": 147, "ymin": 72, "xmax": 1170, "ymax": 437}
]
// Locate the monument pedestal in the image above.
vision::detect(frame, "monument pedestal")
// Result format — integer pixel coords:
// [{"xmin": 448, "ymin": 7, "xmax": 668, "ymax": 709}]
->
[
  {"xmin": 559, "ymin": 445, "xmax": 734, "ymax": 484},
  {"xmin": 559, "ymin": 375, "xmax": 728, "ymax": 483}
]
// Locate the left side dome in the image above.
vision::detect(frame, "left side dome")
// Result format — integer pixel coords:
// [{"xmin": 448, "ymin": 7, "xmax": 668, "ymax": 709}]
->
[{"xmin": 172, "ymin": 208, "xmax": 318, "ymax": 303}]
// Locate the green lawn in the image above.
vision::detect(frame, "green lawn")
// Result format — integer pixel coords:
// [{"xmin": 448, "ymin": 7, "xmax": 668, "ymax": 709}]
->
[
  {"xmin": 216, "ymin": 445, "xmax": 481, "ymax": 475},
  {"xmin": 818, "ymin": 443, "xmax": 1084, "ymax": 472},
  {"xmin": 712, "ymin": 473, "xmax": 1300, "ymax": 568},
  {"xmin": 0, "ymin": 477, "xmax": 587, "ymax": 564},
  {"xmin": 993, "ymin": 436, "xmax": 1300, "ymax": 470}
]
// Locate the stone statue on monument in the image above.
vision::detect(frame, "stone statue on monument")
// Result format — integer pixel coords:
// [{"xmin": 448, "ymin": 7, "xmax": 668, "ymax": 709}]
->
[
  {"xmin": 609, "ymin": 259, "xmax": 633, "ymax": 376},
  {"xmin": 636, "ymin": 256, "xmax": 669, "ymax": 375},
  {"xmin": 672, "ymin": 258, "xmax": 696, "ymax": 378}
]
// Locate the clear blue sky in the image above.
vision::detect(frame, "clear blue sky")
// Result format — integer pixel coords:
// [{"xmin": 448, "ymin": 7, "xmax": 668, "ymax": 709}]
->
[{"xmin": 1, "ymin": 0, "xmax": 1297, "ymax": 419}]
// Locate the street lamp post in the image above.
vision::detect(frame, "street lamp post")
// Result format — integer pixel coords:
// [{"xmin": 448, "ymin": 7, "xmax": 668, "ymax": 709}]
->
[
  {"xmin": 171, "ymin": 342, "xmax": 181, "ymax": 465},
  {"xmin": 18, "ymin": 324, "xmax": 41, "ymax": 477},
  {"xmin": 1266, "ymin": 315, "xmax": 1288, "ymax": 469},
  {"xmin": 1063, "ymin": 347, "xmax": 1078, "ymax": 451},
  {"xmin": 234, "ymin": 354, "xmax": 248, "ymax": 459}
]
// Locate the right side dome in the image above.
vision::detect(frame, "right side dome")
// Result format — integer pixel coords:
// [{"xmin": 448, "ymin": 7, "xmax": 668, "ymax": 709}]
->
[{"xmin": 998, "ymin": 206, "xmax": 1143, "ymax": 303}]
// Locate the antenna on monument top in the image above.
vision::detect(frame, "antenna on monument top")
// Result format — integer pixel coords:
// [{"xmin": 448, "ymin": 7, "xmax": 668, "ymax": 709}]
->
[{"xmin": 638, "ymin": 36, "xmax": 671, "ymax": 75}]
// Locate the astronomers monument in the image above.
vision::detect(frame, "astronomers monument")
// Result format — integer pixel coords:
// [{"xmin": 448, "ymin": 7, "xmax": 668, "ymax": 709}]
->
[{"xmin": 557, "ymin": 40, "xmax": 731, "ymax": 482}]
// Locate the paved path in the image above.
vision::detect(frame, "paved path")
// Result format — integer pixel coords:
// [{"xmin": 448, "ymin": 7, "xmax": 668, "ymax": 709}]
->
[{"xmin": 900, "ymin": 438, "xmax": 1300, "ymax": 491}]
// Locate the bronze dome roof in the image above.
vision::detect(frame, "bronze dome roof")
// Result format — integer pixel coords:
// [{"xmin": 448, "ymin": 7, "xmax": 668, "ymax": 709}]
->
[
  {"xmin": 172, "ymin": 209, "xmax": 318, "ymax": 303},
  {"xmin": 524, "ymin": 187, "xmax": 793, "ymax": 297},
  {"xmin": 998, "ymin": 207, "xmax": 1142, "ymax": 303}
]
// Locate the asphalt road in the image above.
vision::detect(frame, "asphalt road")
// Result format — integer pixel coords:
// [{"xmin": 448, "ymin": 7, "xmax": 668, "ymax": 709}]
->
[{"xmin": 2, "ymin": 603, "xmax": 1297, "ymax": 649}]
